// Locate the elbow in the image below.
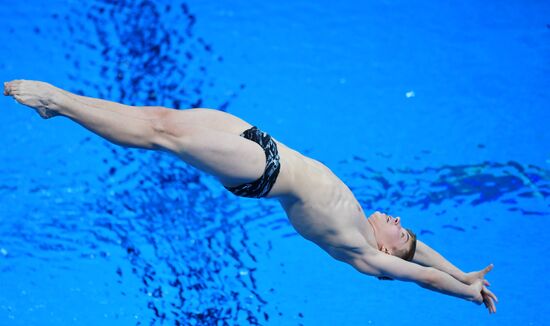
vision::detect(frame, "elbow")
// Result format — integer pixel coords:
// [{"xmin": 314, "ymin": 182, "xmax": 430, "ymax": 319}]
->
[{"xmin": 421, "ymin": 267, "xmax": 439, "ymax": 288}]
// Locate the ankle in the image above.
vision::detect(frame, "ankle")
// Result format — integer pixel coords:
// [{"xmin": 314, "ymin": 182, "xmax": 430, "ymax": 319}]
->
[{"xmin": 47, "ymin": 86, "xmax": 66, "ymax": 113}]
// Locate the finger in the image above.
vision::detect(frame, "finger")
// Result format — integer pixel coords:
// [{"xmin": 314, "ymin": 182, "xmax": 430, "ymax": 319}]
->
[
  {"xmin": 484, "ymin": 287, "xmax": 498, "ymax": 303},
  {"xmin": 491, "ymin": 299, "xmax": 497, "ymax": 313},
  {"xmin": 487, "ymin": 301, "xmax": 494, "ymax": 314},
  {"xmin": 484, "ymin": 296, "xmax": 495, "ymax": 314},
  {"xmin": 482, "ymin": 286, "xmax": 496, "ymax": 301},
  {"xmin": 489, "ymin": 298, "xmax": 497, "ymax": 314},
  {"xmin": 484, "ymin": 279, "xmax": 490, "ymax": 287},
  {"xmin": 483, "ymin": 263, "xmax": 494, "ymax": 276},
  {"xmin": 487, "ymin": 296, "xmax": 497, "ymax": 314}
]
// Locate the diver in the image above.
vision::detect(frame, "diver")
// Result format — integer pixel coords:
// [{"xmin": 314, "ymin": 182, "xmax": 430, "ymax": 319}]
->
[{"xmin": 4, "ymin": 80, "xmax": 498, "ymax": 313}]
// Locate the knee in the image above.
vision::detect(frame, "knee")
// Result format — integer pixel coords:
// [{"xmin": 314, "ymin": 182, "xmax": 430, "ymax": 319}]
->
[
  {"xmin": 143, "ymin": 107, "xmax": 168, "ymax": 132},
  {"xmin": 148, "ymin": 109, "xmax": 197, "ymax": 152}
]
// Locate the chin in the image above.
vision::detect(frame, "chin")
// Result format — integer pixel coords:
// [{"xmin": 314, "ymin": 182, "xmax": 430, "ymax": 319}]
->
[{"xmin": 368, "ymin": 211, "xmax": 384, "ymax": 223}]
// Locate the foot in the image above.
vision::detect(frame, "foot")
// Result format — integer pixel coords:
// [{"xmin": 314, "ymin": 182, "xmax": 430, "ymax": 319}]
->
[{"xmin": 4, "ymin": 80, "xmax": 61, "ymax": 119}]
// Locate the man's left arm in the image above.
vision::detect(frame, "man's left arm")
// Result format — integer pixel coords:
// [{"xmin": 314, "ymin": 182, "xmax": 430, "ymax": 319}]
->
[
  {"xmin": 413, "ymin": 240, "xmax": 467, "ymax": 283},
  {"xmin": 414, "ymin": 240, "xmax": 495, "ymax": 286}
]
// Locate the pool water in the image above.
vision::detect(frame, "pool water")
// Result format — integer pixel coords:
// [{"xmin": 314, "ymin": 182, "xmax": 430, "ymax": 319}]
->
[{"xmin": 0, "ymin": 0, "xmax": 548, "ymax": 325}]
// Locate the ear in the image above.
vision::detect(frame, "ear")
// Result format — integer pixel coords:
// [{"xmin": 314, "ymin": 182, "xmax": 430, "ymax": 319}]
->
[{"xmin": 381, "ymin": 246, "xmax": 391, "ymax": 255}]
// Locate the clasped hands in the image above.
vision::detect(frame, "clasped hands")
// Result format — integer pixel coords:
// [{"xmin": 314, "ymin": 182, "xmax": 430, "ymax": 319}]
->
[{"xmin": 462, "ymin": 264, "xmax": 498, "ymax": 314}]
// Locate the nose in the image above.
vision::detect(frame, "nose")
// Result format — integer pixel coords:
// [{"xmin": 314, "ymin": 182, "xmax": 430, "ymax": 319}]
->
[{"xmin": 393, "ymin": 216, "xmax": 400, "ymax": 225}]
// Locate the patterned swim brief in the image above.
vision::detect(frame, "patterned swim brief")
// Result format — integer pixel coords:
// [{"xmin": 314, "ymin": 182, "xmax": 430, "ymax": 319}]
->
[{"xmin": 224, "ymin": 126, "xmax": 281, "ymax": 198}]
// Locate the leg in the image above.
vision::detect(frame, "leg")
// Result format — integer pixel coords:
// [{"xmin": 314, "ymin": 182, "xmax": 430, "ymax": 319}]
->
[
  {"xmin": 158, "ymin": 124, "xmax": 266, "ymax": 186},
  {"xmin": 4, "ymin": 80, "xmax": 266, "ymax": 186},
  {"xmin": 5, "ymin": 80, "xmax": 161, "ymax": 149}
]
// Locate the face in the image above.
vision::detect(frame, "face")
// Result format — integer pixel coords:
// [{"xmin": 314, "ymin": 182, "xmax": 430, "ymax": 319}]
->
[{"xmin": 367, "ymin": 211, "xmax": 411, "ymax": 255}]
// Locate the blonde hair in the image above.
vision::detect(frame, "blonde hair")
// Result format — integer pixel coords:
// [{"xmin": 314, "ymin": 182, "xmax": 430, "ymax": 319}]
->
[{"xmin": 396, "ymin": 228, "xmax": 417, "ymax": 261}]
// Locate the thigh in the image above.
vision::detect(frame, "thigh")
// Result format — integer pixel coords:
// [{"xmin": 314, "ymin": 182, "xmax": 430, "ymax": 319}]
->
[
  {"xmin": 163, "ymin": 125, "xmax": 266, "ymax": 187},
  {"xmin": 149, "ymin": 107, "xmax": 254, "ymax": 136}
]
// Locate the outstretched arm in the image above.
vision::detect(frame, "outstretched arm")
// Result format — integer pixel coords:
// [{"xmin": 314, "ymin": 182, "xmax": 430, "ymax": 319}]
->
[
  {"xmin": 413, "ymin": 240, "xmax": 468, "ymax": 283},
  {"xmin": 413, "ymin": 240, "xmax": 495, "ymax": 288},
  {"xmin": 351, "ymin": 250, "xmax": 498, "ymax": 313},
  {"xmin": 351, "ymin": 251, "xmax": 482, "ymax": 303}
]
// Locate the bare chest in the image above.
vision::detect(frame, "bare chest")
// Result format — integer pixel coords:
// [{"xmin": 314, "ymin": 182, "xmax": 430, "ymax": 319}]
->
[
  {"xmin": 279, "ymin": 183, "xmax": 376, "ymax": 251},
  {"xmin": 274, "ymin": 151, "xmax": 378, "ymax": 257}
]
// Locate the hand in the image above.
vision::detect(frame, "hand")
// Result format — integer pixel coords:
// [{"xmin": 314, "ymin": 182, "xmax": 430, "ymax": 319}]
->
[
  {"xmin": 462, "ymin": 263, "xmax": 494, "ymax": 286},
  {"xmin": 470, "ymin": 279, "xmax": 485, "ymax": 305},
  {"xmin": 469, "ymin": 274, "xmax": 499, "ymax": 314},
  {"xmin": 481, "ymin": 285, "xmax": 498, "ymax": 314}
]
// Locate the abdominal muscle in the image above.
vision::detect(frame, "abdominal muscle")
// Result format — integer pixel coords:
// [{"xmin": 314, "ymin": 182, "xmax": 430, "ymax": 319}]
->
[{"xmin": 267, "ymin": 140, "xmax": 377, "ymax": 262}]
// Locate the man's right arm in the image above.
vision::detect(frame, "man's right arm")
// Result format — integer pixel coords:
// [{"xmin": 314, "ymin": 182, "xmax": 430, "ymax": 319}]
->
[{"xmin": 351, "ymin": 251, "xmax": 482, "ymax": 303}]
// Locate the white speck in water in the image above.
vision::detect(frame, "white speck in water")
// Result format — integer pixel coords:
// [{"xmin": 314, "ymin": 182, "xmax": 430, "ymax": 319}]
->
[
  {"xmin": 405, "ymin": 91, "xmax": 415, "ymax": 98},
  {"xmin": 239, "ymin": 270, "xmax": 249, "ymax": 276},
  {"xmin": 0, "ymin": 248, "xmax": 8, "ymax": 256},
  {"xmin": 217, "ymin": 10, "xmax": 235, "ymax": 17}
]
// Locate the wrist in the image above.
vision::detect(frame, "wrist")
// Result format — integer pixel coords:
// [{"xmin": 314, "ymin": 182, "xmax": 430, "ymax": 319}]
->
[
  {"xmin": 467, "ymin": 284, "xmax": 482, "ymax": 303},
  {"xmin": 456, "ymin": 271, "xmax": 467, "ymax": 283}
]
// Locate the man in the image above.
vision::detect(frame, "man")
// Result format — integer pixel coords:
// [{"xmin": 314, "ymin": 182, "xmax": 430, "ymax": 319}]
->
[{"xmin": 4, "ymin": 80, "xmax": 498, "ymax": 313}]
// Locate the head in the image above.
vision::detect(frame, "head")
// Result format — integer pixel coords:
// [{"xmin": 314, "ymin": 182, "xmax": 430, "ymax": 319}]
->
[{"xmin": 367, "ymin": 211, "xmax": 417, "ymax": 261}]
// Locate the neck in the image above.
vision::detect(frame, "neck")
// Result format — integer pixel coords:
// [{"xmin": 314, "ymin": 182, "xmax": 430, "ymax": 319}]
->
[{"xmin": 367, "ymin": 217, "xmax": 382, "ymax": 250}]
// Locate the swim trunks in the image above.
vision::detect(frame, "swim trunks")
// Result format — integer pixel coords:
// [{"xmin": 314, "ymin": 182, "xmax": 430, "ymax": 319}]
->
[{"xmin": 224, "ymin": 126, "xmax": 281, "ymax": 198}]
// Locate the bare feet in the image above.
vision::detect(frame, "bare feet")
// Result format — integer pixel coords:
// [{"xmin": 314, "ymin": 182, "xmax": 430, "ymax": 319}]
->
[{"xmin": 4, "ymin": 80, "xmax": 61, "ymax": 119}]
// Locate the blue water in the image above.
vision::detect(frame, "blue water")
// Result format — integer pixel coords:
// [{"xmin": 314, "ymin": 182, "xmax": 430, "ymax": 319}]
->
[{"xmin": 0, "ymin": 0, "xmax": 548, "ymax": 325}]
